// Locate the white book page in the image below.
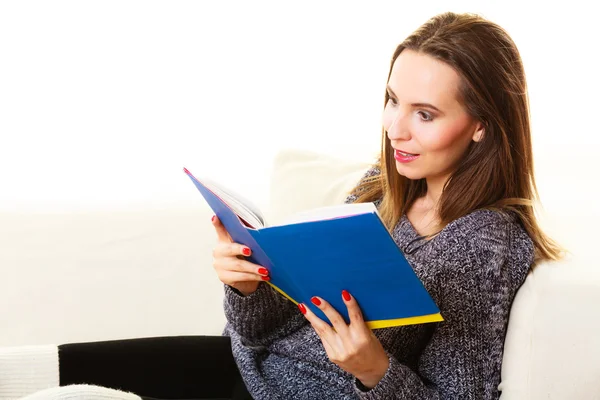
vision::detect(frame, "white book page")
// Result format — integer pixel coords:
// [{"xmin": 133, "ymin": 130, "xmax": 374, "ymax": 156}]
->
[
  {"xmin": 276, "ymin": 202, "xmax": 379, "ymax": 226},
  {"xmin": 200, "ymin": 177, "xmax": 266, "ymax": 228}
]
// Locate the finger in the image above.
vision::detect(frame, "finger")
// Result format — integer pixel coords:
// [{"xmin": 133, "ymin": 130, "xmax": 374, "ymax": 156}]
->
[
  {"xmin": 211, "ymin": 215, "xmax": 232, "ymax": 242},
  {"xmin": 214, "ymin": 257, "xmax": 269, "ymax": 278},
  {"xmin": 342, "ymin": 290, "xmax": 366, "ymax": 328},
  {"xmin": 213, "ymin": 241, "xmax": 252, "ymax": 259},
  {"xmin": 309, "ymin": 296, "xmax": 350, "ymax": 335},
  {"xmin": 298, "ymin": 303, "xmax": 337, "ymax": 345},
  {"xmin": 217, "ymin": 270, "xmax": 269, "ymax": 286}
]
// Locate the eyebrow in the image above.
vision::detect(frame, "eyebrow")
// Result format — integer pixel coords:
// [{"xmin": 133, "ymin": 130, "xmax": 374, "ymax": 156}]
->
[{"xmin": 386, "ymin": 85, "xmax": 443, "ymax": 113}]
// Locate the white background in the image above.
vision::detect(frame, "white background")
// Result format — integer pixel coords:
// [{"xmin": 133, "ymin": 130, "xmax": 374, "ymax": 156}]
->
[{"xmin": 1, "ymin": 0, "xmax": 598, "ymax": 214}]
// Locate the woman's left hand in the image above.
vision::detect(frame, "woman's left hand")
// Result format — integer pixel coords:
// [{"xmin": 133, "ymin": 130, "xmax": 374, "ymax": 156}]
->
[{"xmin": 299, "ymin": 290, "xmax": 390, "ymax": 389}]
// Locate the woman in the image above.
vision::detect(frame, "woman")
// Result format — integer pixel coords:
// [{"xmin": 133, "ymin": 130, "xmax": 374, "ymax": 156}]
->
[
  {"xmin": 212, "ymin": 11, "xmax": 562, "ymax": 399},
  {"xmin": 25, "ymin": 10, "xmax": 559, "ymax": 400}
]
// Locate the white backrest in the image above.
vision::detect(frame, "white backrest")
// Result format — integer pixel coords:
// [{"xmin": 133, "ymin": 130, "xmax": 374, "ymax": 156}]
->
[{"xmin": 0, "ymin": 207, "xmax": 226, "ymax": 346}]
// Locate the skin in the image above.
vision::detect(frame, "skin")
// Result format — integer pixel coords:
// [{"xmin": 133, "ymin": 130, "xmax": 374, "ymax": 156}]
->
[
  {"xmin": 385, "ymin": 49, "xmax": 484, "ymax": 237},
  {"xmin": 211, "ymin": 49, "xmax": 485, "ymax": 389},
  {"xmin": 211, "ymin": 215, "xmax": 265, "ymax": 297}
]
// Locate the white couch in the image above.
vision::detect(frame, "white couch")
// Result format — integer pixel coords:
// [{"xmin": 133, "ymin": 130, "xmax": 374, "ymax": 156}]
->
[{"xmin": 1, "ymin": 149, "xmax": 599, "ymax": 399}]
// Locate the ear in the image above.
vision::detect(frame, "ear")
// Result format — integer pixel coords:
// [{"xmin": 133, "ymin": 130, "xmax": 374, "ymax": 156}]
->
[{"xmin": 472, "ymin": 122, "xmax": 485, "ymax": 143}]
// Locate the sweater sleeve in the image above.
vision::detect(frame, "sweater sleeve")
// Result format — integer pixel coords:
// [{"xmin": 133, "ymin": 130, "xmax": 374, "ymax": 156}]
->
[
  {"xmin": 223, "ymin": 282, "xmax": 307, "ymax": 346},
  {"xmin": 354, "ymin": 220, "xmax": 533, "ymax": 399}
]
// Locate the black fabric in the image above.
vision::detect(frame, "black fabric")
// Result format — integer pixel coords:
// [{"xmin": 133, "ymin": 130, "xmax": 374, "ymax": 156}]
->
[{"xmin": 59, "ymin": 335, "xmax": 252, "ymax": 400}]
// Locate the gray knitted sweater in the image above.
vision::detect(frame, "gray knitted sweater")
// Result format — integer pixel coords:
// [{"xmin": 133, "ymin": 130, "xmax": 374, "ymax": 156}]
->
[{"xmin": 223, "ymin": 169, "xmax": 534, "ymax": 399}]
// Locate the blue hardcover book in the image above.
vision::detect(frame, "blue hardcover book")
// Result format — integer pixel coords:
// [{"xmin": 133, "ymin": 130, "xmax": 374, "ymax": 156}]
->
[{"xmin": 184, "ymin": 168, "xmax": 443, "ymax": 329}]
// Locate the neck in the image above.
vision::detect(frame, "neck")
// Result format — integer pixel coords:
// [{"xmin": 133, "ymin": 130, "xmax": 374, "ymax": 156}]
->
[
  {"xmin": 407, "ymin": 176, "xmax": 448, "ymax": 239},
  {"xmin": 424, "ymin": 175, "xmax": 448, "ymax": 211}
]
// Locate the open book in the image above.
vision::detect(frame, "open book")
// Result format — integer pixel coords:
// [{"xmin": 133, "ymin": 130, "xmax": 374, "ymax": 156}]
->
[
  {"xmin": 184, "ymin": 168, "xmax": 443, "ymax": 329},
  {"xmin": 193, "ymin": 174, "xmax": 380, "ymax": 228}
]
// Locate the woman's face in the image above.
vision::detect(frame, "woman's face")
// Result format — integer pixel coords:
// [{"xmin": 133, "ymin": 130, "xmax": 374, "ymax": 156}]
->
[{"xmin": 383, "ymin": 49, "xmax": 483, "ymax": 183}]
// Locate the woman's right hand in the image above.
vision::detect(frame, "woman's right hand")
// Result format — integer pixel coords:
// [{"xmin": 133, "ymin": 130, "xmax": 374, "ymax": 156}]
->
[{"xmin": 211, "ymin": 215, "xmax": 270, "ymax": 296}]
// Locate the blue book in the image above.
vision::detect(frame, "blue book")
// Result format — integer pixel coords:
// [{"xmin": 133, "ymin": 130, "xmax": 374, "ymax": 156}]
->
[{"xmin": 184, "ymin": 168, "xmax": 443, "ymax": 329}]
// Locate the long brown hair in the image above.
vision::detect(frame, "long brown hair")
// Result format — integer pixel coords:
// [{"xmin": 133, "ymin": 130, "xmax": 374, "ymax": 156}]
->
[{"xmin": 351, "ymin": 12, "xmax": 562, "ymax": 262}]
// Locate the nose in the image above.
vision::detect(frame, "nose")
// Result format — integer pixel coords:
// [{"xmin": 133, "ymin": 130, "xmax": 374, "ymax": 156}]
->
[{"xmin": 385, "ymin": 109, "xmax": 411, "ymax": 141}]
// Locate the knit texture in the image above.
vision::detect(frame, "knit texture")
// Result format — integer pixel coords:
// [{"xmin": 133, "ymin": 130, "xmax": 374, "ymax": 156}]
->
[
  {"xmin": 0, "ymin": 345, "xmax": 59, "ymax": 400},
  {"xmin": 223, "ymin": 167, "xmax": 534, "ymax": 399}
]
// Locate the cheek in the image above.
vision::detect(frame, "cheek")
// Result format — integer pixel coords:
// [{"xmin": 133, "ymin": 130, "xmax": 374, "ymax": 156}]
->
[{"xmin": 417, "ymin": 120, "xmax": 472, "ymax": 154}]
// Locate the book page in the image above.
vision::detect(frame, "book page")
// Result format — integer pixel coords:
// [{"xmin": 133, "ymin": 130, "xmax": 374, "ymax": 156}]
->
[
  {"xmin": 276, "ymin": 202, "xmax": 379, "ymax": 226},
  {"xmin": 199, "ymin": 177, "xmax": 266, "ymax": 228}
]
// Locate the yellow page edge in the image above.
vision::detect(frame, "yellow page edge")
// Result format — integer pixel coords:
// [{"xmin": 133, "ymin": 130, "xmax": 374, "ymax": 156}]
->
[{"xmin": 267, "ymin": 282, "xmax": 444, "ymax": 329}]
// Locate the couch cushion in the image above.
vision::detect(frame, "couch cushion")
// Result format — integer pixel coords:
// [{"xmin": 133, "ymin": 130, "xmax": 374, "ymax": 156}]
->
[
  {"xmin": 267, "ymin": 149, "xmax": 373, "ymax": 225},
  {"xmin": 500, "ymin": 258, "xmax": 600, "ymax": 399}
]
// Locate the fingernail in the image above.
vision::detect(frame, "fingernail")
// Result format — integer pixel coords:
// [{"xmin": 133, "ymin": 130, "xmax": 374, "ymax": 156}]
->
[
  {"xmin": 242, "ymin": 247, "xmax": 251, "ymax": 256},
  {"xmin": 310, "ymin": 297, "xmax": 321, "ymax": 306},
  {"xmin": 342, "ymin": 290, "xmax": 351, "ymax": 302},
  {"xmin": 298, "ymin": 303, "xmax": 307, "ymax": 314},
  {"xmin": 261, "ymin": 276, "xmax": 270, "ymax": 281},
  {"xmin": 258, "ymin": 267, "xmax": 268, "ymax": 276},
  {"xmin": 211, "ymin": 215, "xmax": 216, "ymax": 222}
]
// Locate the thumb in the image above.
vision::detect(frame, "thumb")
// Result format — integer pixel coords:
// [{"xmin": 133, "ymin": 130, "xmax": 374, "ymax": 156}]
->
[{"xmin": 212, "ymin": 215, "xmax": 232, "ymax": 243}]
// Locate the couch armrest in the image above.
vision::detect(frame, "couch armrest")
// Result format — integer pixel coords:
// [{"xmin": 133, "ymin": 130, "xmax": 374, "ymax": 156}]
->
[{"xmin": 0, "ymin": 345, "xmax": 59, "ymax": 399}]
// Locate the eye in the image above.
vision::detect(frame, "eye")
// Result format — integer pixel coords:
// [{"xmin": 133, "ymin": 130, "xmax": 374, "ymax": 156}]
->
[{"xmin": 418, "ymin": 111, "xmax": 433, "ymax": 122}]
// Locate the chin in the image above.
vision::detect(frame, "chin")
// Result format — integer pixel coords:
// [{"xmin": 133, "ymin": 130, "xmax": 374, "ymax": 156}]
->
[{"xmin": 395, "ymin": 162, "xmax": 425, "ymax": 180}]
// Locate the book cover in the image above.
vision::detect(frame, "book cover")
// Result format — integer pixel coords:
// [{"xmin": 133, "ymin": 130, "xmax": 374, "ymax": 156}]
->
[{"xmin": 184, "ymin": 167, "xmax": 443, "ymax": 329}]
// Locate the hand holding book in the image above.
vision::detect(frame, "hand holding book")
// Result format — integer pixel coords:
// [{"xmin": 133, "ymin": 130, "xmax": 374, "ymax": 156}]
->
[{"xmin": 211, "ymin": 215, "xmax": 268, "ymax": 296}]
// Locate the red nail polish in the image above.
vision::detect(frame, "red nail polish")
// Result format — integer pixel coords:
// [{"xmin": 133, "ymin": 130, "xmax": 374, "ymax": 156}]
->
[
  {"xmin": 211, "ymin": 215, "xmax": 216, "ymax": 222},
  {"xmin": 258, "ymin": 267, "xmax": 268, "ymax": 276},
  {"xmin": 242, "ymin": 247, "xmax": 251, "ymax": 256},
  {"xmin": 342, "ymin": 290, "xmax": 351, "ymax": 302},
  {"xmin": 298, "ymin": 303, "xmax": 307, "ymax": 314},
  {"xmin": 311, "ymin": 297, "xmax": 321, "ymax": 306},
  {"xmin": 261, "ymin": 276, "xmax": 270, "ymax": 281}
]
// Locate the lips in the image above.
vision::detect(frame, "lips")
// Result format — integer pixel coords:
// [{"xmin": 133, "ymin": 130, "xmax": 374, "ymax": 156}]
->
[
  {"xmin": 397, "ymin": 150, "xmax": 418, "ymax": 157},
  {"xmin": 394, "ymin": 149, "xmax": 420, "ymax": 163}
]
